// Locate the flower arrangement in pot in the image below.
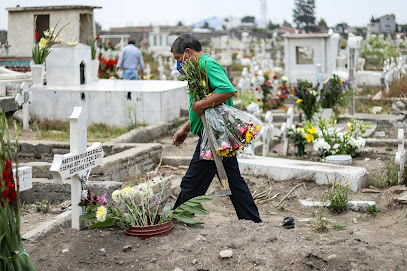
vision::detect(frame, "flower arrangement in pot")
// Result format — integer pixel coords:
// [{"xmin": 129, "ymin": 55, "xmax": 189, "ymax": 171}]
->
[
  {"xmin": 320, "ymin": 74, "xmax": 353, "ymax": 116},
  {"xmin": 293, "ymin": 80, "xmax": 319, "ymax": 122},
  {"xmin": 288, "ymin": 123, "xmax": 316, "ymax": 156},
  {"xmin": 80, "ymin": 172, "xmax": 213, "ymax": 239}
]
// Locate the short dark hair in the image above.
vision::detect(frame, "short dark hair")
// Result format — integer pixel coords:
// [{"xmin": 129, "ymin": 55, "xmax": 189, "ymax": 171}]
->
[
  {"xmin": 128, "ymin": 40, "xmax": 135, "ymax": 45},
  {"xmin": 170, "ymin": 34, "xmax": 202, "ymax": 54}
]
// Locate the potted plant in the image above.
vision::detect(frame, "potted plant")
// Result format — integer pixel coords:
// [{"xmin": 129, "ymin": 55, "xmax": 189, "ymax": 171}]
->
[
  {"xmin": 0, "ymin": 110, "xmax": 36, "ymax": 270},
  {"xmin": 292, "ymin": 80, "xmax": 319, "ymax": 122},
  {"xmin": 80, "ymin": 173, "xmax": 213, "ymax": 239},
  {"xmin": 87, "ymin": 36, "xmax": 100, "ymax": 81},
  {"xmin": 319, "ymin": 74, "xmax": 353, "ymax": 118},
  {"xmin": 31, "ymin": 17, "xmax": 69, "ymax": 85},
  {"xmin": 288, "ymin": 124, "xmax": 315, "ymax": 156}
]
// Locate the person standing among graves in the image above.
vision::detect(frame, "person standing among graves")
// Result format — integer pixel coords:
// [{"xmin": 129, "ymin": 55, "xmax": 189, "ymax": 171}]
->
[
  {"xmin": 117, "ymin": 40, "xmax": 144, "ymax": 80},
  {"xmin": 171, "ymin": 34, "xmax": 262, "ymax": 223}
]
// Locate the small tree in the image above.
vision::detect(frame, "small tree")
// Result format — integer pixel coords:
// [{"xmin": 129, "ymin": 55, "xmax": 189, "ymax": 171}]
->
[
  {"xmin": 293, "ymin": 0, "xmax": 316, "ymax": 32},
  {"xmin": 267, "ymin": 20, "xmax": 280, "ymax": 30},
  {"xmin": 241, "ymin": 16, "xmax": 256, "ymax": 24}
]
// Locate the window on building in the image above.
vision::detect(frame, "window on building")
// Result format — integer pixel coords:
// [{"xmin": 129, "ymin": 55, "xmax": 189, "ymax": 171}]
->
[
  {"xmin": 34, "ymin": 15, "xmax": 50, "ymax": 42},
  {"xmin": 385, "ymin": 24, "xmax": 391, "ymax": 28},
  {"xmin": 79, "ymin": 13, "xmax": 94, "ymax": 44},
  {"xmin": 296, "ymin": 46, "xmax": 314, "ymax": 64}
]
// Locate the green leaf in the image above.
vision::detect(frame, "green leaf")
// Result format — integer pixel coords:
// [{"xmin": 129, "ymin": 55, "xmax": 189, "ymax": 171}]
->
[
  {"xmin": 89, "ymin": 217, "xmax": 115, "ymax": 229},
  {"xmin": 173, "ymin": 214, "xmax": 203, "ymax": 225}
]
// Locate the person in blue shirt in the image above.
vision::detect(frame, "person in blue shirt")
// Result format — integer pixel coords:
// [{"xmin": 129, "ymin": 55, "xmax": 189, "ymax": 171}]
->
[{"xmin": 117, "ymin": 40, "xmax": 145, "ymax": 80}]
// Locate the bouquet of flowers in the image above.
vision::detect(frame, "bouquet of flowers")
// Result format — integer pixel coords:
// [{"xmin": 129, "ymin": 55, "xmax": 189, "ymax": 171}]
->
[
  {"xmin": 180, "ymin": 57, "xmax": 263, "ymax": 160},
  {"xmin": 80, "ymin": 173, "xmax": 213, "ymax": 229},
  {"xmin": 293, "ymin": 80, "xmax": 319, "ymax": 122},
  {"xmin": 0, "ymin": 111, "xmax": 36, "ymax": 270},
  {"xmin": 304, "ymin": 118, "xmax": 370, "ymax": 157},
  {"xmin": 320, "ymin": 74, "xmax": 353, "ymax": 112},
  {"xmin": 32, "ymin": 17, "xmax": 70, "ymax": 64}
]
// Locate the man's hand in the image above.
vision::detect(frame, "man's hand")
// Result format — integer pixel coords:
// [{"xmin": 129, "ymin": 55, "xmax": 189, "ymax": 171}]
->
[
  {"xmin": 173, "ymin": 128, "xmax": 188, "ymax": 146},
  {"xmin": 192, "ymin": 101, "xmax": 204, "ymax": 116}
]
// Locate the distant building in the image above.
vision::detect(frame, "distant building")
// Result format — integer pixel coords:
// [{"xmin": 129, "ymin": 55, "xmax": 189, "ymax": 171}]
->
[
  {"xmin": 6, "ymin": 5, "xmax": 101, "ymax": 57},
  {"xmin": 368, "ymin": 14, "xmax": 396, "ymax": 34}
]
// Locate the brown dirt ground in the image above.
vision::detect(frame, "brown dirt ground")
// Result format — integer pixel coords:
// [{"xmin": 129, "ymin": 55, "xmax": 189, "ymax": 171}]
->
[{"xmin": 21, "ymin": 128, "xmax": 407, "ymax": 271}]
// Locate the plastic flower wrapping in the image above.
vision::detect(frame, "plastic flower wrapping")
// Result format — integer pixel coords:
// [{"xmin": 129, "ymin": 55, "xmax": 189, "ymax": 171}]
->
[
  {"xmin": 180, "ymin": 57, "xmax": 263, "ymax": 160},
  {"xmin": 200, "ymin": 104, "xmax": 262, "ymax": 160}
]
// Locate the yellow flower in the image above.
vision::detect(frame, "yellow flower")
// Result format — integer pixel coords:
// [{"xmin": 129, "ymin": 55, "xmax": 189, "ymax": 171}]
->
[
  {"xmin": 39, "ymin": 37, "xmax": 48, "ymax": 50},
  {"xmin": 307, "ymin": 127, "xmax": 317, "ymax": 134},
  {"xmin": 335, "ymin": 182, "xmax": 339, "ymax": 186},
  {"xmin": 245, "ymin": 129, "xmax": 254, "ymax": 143},
  {"xmin": 329, "ymin": 123, "xmax": 333, "ymax": 127},
  {"xmin": 339, "ymin": 79, "xmax": 343, "ymax": 85},
  {"xmin": 347, "ymin": 122, "xmax": 352, "ymax": 131},
  {"xmin": 344, "ymin": 132, "xmax": 348, "ymax": 135},
  {"xmin": 217, "ymin": 147, "xmax": 229, "ymax": 156},
  {"xmin": 255, "ymin": 125, "xmax": 261, "ymax": 131},
  {"xmin": 296, "ymin": 99, "xmax": 303, "ymax": 104},
  {"xmin": 96, "ymin": 206, "xmax": 107, "ymax": 222},
  {"xmin": 305, "ymin": 133, "xmax": 314, "ymax": 143}
]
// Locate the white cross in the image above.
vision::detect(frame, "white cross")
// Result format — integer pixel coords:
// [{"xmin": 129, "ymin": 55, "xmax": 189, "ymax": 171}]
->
[
  {"xmin": 50, "ymin": 107, "xmax": 105, "ymax": 230},
  {"xmin": 15, "ymin": 82, "xmax": 31, "ymax": 131},
  {"xmin": 395, "ymin": 128, "xmax": 405, "ymax": 184},
  {"xmin": 260, "ymin": 111, "xmax": 274, "ymax": 157},
  {"xmin": 12, "ymin": 166, "xmax": 32, "ymax": 192},
  {"xmin": 282, "ymin": 107, "xmax": 294, "ymax": 156}
]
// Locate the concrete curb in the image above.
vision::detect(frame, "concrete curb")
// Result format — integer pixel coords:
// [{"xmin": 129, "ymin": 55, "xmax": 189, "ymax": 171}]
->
[{"xmin": 22, "ymin": 209, "xmax": 72, "ymax": 241}]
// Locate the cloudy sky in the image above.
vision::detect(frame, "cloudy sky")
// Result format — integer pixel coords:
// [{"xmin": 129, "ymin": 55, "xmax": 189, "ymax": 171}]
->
[{"xmin": 0, "ymin": 0, "xmax": 406, "ymax": 30}]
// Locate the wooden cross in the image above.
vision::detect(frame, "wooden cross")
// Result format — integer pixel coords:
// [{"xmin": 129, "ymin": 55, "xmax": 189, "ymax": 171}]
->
[{"xmin": 50, "ymin": 107, "xmax": 104, "ymax": 230}]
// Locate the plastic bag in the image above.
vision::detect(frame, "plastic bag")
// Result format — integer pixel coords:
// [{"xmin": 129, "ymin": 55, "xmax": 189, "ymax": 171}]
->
[{"xmin": 200, "ymin": 104, "xmax": 263, "ymax": 160}]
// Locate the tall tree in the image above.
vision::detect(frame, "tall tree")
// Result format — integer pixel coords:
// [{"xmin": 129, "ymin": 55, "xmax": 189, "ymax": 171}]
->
[{"xmin": 293, "ymin": 0, "xmax": 316, "ymax": 33}]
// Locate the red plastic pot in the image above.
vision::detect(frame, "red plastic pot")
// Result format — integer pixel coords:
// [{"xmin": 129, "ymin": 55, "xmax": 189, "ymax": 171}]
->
[{"xmin": 124, "ymin": 220, "xmax": 174, "ymax": 240}]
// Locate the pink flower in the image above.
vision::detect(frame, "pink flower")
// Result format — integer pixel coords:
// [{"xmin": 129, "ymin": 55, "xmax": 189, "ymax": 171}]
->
[
  {"xmin": 100, "ymin": 193, "xmax": 108, "ymax": 206},
  {"xmin": 204, "ymin": 151, "xmax": 213, "ymax": 159},
  {"xmin": 239, "ymin": 127, "xmax": 248, "ymax": 136},
  {"xmin": 200, "ymin": 151, "xmax": 204, "ymax": 157},
  {"xmin": 225, "ymin": 110, "xmax": 231, "ymax": 114},
  {"xmin": 233, "ymin": 143, "xmax": 239, "ymax": 150},
  {"xmin": 153, "ymin": 199, "xmax": 159, "ymax": 206},
  {"xmin": 221, "ymin": 142, "xmax": 230, "ymax": 150}
]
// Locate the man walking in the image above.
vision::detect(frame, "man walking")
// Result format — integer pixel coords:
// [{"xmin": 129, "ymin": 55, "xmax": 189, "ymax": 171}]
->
[
  {"xmin": 171, "ymin": 34, "xmax": 262, "ymax": 223},
  {"xmin": 117, "ymin": 40, "xmax": 144, "ymax": 80}
]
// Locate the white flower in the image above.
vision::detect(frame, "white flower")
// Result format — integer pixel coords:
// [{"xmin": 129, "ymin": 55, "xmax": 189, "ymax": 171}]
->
[
  {"xmin": 337, "ymin": 132, "xmax": 344, "ymax": 142},
  {"xmin": 311, "ymin": 90, "xmax": 317, "ymax": 96},
  {"xmin": 281, "ymin": 76, "xmax": 289, "ymax": 82},
  {"xmin": 333, "ymin": 144, "xmax": 340, "ymax": 149},
  {"xmin": 67, "ymin": 40, "xmax": 78, "ymax": 46},
  {"xmin": 313, "ymin": 138, "xmax": 331, "ymax": 154},
  {"xmin": 43, "ymin": 30, "xmax": 50, "ymax": 37},
  {"xmin": 112, "ymin": 190, "xmax": 122, "ymax": 202},
  {"xmin": 138, "ymin": 183, "xmax": 153, "ymax": 199},
  {"xmin": 121, "ymin": 187, "xmax": 137, "ymax": 200},
  {"xmin": 96, "ymin": 206, "xmax": 107, "ymax": 222}
]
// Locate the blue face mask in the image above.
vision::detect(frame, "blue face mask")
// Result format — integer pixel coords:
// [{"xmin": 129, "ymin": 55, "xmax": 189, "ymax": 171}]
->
[{"xmin": 176, "ymin": 52, "xmax": 186, "ymax": 75}]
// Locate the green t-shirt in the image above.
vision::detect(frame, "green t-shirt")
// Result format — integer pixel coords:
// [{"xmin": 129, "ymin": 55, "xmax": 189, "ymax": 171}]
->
[{"xmin": 189, "ymin": 54, "xmax": 236, "ymax": 135}]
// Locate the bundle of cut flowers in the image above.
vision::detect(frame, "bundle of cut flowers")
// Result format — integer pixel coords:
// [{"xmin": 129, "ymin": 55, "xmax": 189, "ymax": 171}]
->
[
  {"xmin": 0, "ymin": 111, "xmax": 36, "ymax": 270},
  {"xmin": 180, "ymin": 57, "xmax": 263, "ymax": 160}
]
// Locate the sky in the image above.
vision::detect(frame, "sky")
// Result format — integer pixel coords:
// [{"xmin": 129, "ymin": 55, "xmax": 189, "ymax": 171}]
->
[{"xmin": 0, "ymin": 0, "xmax": 407, "ymax": 30}]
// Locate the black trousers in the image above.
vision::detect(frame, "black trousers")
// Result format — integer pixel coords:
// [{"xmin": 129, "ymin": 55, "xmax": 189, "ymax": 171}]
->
[{"xmin": 173, "ymin": 138, "xmax": 262, "ymax": 223}]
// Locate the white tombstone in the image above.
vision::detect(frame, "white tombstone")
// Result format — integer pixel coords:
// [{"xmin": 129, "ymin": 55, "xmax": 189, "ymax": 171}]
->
[
  {"xmin": 261, "ymin": 111, "xmax": 274, "ymax": 157},
  {"xmin": 395, "ymin": 128, "xmax": 405, "ymax": 184},
  {"xmin": 50, "ymin": 107, "xmax": 105, "ymax": 230},
  {"xmin": 282, "ymin": 107, "xmax": 294, "ymax": 156},
  {"xmin": 15, "ymin": 82, "xmax": 31, "ymax": 131},
  {"xmin": 238, "ymin": 103, "xmax": 261, "ymax": 159},
  {"xmin": 145, "ymin": 63, "xmax": 151, "ymax": 77},
  {"xmin": 12, "ymin": 166, "xmax": 32, "ymax": 192},
  {"xmin": 238, "ymin": 67, "xmax": 251, "ymax": 96}
]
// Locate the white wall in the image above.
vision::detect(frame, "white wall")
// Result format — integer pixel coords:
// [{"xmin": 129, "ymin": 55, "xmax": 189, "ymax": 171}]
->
[{"xmin": 8, "ymin": 8, "xmax": 95, "ymax": 57}]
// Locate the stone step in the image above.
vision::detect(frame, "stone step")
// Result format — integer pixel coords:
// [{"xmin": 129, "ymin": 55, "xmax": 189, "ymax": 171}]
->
[
  {"xmin": 0, "ymin": 96, "xmax": 19, "ymax": 112},
  {"xmin": 162, "ymin": 155, "xmax": 368, "ymax": 192}
]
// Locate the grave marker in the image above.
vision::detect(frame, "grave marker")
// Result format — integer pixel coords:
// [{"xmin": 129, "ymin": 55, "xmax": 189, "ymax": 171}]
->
[
  {"xmin": 282, "ymin": 107, "xmax": 294, "ymax": 156},
  {"xmin": 261, "ymin": 111, "xmax": 274, "ymax": 157},
  {"xmin": 395, "ymin": 128, "xmax": 405, "ymax": 184},
  {"xmin": 13, "ymin": 166, "xmax": 32, "ymax": 192},
  {"xmin": 50, "ymin": 107, "xmax": 105, "ymax": 230},
  {"xmin": 15, "ymin": 82, "xmax": 31, "ymax": 131}
]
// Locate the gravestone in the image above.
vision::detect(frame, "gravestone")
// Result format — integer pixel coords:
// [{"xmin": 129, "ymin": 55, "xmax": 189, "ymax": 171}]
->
[
  {"xmin": 50, "ymin": 107, "xmax": 105, "ymax": 230},
  {"xmin": 261, "ymin": 111, "xmax": 274, "ymax": 157},
  {"xmin": 13, "ymin": 166, "xmax": 32, "ymax": 192},
  {"xmin": 145, "ymin": 64, "xmax": 151, "ymax": 77},
  {"xmin": 237, "ymin": 67, "xmax": 251, "ymax": 96},
  {"xmin": 282, "ymin": 107, "xmax": 294, "ymax": 156},
  {"xmin": 238, "ymin": 103, "xmax": 261, "ymax": 159},
  {"xmin": 395, "ymin": 128, "xmax": 405, "ymax": 184},
  {"xmin": 15, "ymin": 82, "xmax": 31, "ymax": 131}
]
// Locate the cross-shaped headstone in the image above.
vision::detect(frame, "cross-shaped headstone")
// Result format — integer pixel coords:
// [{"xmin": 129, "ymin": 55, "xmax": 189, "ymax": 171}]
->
[
  {"xmin": 15, "ymin": 82, "xmax": 31, "ymax": 131},
  {"xmin": 50, "ymin": 107, "xmax": 105, "ymax": 230},
  {"xmin": 4, "ymin": 41, "xmax": 11, "ymax": 55},
  {"xmin": 395, "ymin": 128, "xmax": 405, "ymax": 184},
  {"xmin": 261, "ymin": 111, "xmax": 274, "ymax": 157},
  {"xmin": 282, "ymin": 107, "xmax": 294, "ymax": 156},
  {"xmin": 315, "ymin": 64, "xmax": 324, "ymax": 101}
]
